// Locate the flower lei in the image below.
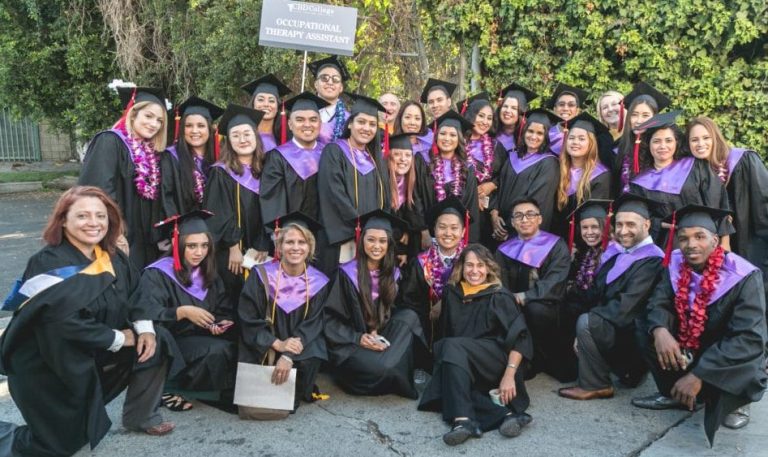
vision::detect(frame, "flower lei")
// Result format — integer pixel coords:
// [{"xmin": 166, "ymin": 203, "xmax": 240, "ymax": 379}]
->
[
  {"xmin": 192, "ymin": 155, "xmax": 207, "ymax": 204},
  {"xmin": 471, "ymin": 134, "xmax": 495, "ymax": 183},
  {"xmin": 620, "ymin": 154, "xmax": 631, "ymax": 194},
  {"xmin": 673, "ymin": 246, "xmax": 725, "ymax": 351},
  {"xmin": 575, "ymin": 247, "xmax": 601, "ymax": 291},
  {"xmin": 332, "ymin": 99, "xmax": 347, "ymax": 142},
  {"xmin": 425, "ymin": 239, "xmax": 465, "ymax": 301},
  {"xmin": 121, "ymin": 125, "xmax": 160, "ymax": 200},
  {"xmin": 434, "ymin": 156, "xmax": 465, "ymax": 201}
]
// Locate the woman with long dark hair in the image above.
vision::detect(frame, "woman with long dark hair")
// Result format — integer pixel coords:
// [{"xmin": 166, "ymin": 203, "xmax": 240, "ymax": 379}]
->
[
  {"xmin": 418, "ymin": 244, "xmax": 533, "ymax": 445},
  {"xmin": 387, "ymin": 133, "xmax": 426, "ymax": 262},
  {"xmin": 161, "ymin": 97, "xmax": 222, "ymax": 220},
  {"xmin": 79, "ymin": 86, "xmax": 169, "ymax": 267},
  {"xmin": 241, "ymin": 74, "xmax": 292, "ymax": 152},
  {"xmin": 494, "ymin": 83, "xmax": 537, "ymax": 153},
  {"xmin": 324, "ymin": 211, "xmax": 425, "ymax": 398},
  {"xmin": 204, "ymin": 104, "xmax": 270, "ymax": 304},
  {"xmin": 393, "ymin": 100, "xmax": 432, "ymax": 164}
]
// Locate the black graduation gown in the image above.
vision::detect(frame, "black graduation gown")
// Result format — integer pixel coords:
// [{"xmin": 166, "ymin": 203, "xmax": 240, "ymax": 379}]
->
[
  {"xmin": 416, "ymin": 161, "xmax": 481, "ymax": 244},
  {"xmin": 396, "ymin": 254, "xmax": 448, "ymax": 357},
  {"xmin": 0, "ymin": 241, "xmax": 178, "ymax": 457},
  {"xmin": 417, "ymin": 284, "xmax": 532, "ymax": 431},
  {"xmin": 640, "ymin": 254, "xmax": 767, "ymax": 444},
  {"xmin": 394, "ymin": 200, "xmax": 426, "ymax": 259},
  {"xmin": 495, "ymin": 237, "xmax": 572, "ymax": 381},
  {"xmin": 259, "ymin": 143, "xmax": 322, "ymax": 224},
  {"xmin": 492, "ymin": 152, "xmax": 560, "ymax": 232},
  {"xmin": 79, "ymin": 131, "xmax": 162, "ymax": 267},
  {"xmin": 159, "ymin": 148, "xmax": 206, "ymax": 220},
  {"xmin": 203, "ymin": 165, "xmax": 270, "ymax": 304},
  {"xmin": 629, "ymin": 158, "xmax": 734, "ymax": 249},
  {"xmin": 316, "ymin": 142, "xmax": 390, "ymax": 274},
  {"xmin": 238, "ymin": 265, "xmax": 330, "ymax": 405},
  {"xmin": 135, "ymin": 268, "xmax": 237, "ymax": 391},
  {"xmin": 551, "ymin": 169, "xmax": 612, "ymax": 239},
  {"xmin": 578, "ymin": 254, "xmax": 663, "ymax": 384},
  {"xmin": 466, "ymin": 139, "xmax": 508, "ymax": 248},
  {"xmin": 323, "ymin": 269, "xmax": 425, "ymax": 398}
]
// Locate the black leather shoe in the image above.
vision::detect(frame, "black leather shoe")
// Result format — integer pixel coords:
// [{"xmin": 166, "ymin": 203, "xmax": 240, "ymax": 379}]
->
[
  {"xmin": 631, "ymin": 393, "xmax": 684, "ymax": 410},
  {"xmin": 515, "ymin": 412, "xmax": 533, "ymax": 427},
  {"xmin": 443, "ymin": 420, "xmax": 482, "ymax": 446},
  {"xmin": 498, "ymin": 415, "xmax": 522, "ymax": 438}
]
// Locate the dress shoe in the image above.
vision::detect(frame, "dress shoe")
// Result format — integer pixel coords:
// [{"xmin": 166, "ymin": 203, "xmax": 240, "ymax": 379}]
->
[
  {"xmin": 443, "ymin": 419, "xmax": 482, "ymax": 446},
  {"xmin": 498, "ymin": 415, "xmax": 526, "ymax": 438},
  {"xmin": 558, "ymin": 386, "xmax": 615, "ymax": 400},
  {"xmin": 516, "ymin": 412, "xmax": 533, "ymax": 427},
  {"xmin": 631, "ymin": 393, "xmax": 684, "ymax": 410},
  {"xmin": 723, "ymin": 405, "xmax": 750, "ymax": 429}
]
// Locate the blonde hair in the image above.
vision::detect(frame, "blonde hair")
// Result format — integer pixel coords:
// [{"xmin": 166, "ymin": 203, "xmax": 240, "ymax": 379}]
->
[
  {"xmin": 557, "ymin": 130, "xmax": 598, "ymax": 210},
  {"xmin": 276, "ymin": 223, "xmax": 316, "ymax": 262},
  {"xmin": 685, "ymin": 116, "xmax": 730, "ymax": 172},
  {"xmin": 126, "ymin": 100, "xmax": 168, "ymax": 152},
  {"xmin": 448, "ymin": 244, "xmax": 503, "ymax": 287},
  {"xmin": 595, "ymin": 91, "xmax": 623, "ymax": 127}
]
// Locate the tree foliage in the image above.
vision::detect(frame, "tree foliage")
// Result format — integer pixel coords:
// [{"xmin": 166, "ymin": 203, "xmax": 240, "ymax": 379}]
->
[{"xmin": 0, "ymin": 0, "xmax": 766, "ymax": 153}]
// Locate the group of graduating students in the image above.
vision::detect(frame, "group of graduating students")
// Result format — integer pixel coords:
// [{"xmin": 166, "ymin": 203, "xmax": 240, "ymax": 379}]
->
[{"xmin": 0, "ymin": 53, "xmax": 767, "ymax": 456}]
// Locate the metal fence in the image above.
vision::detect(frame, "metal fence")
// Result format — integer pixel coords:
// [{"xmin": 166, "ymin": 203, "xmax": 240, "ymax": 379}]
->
[{"xmin": 0, "ymin": 107, "xmax": 41, "ymax": 161}]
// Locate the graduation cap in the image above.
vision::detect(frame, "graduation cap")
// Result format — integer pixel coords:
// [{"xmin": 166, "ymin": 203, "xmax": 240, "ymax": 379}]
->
[
  {"xmin": 457, "ymin": 92, "xmax": 490, "ymax": 116},
  {"xmin": 566, "ymin": 199, "xmax": 613, "ymax": 251},
  {"xmin": 388, "ymin": 133, "xmax": 413, "ymax": 151},
  {"xmin": 618, "ymin": 82, "xmax": 672, "ymax": 134},
  {"xmin": 284, "ymin": 91, "xmax": 331, "ymax": 113},
  {"xmin": 498, "ymin": 83, "xmax": 538, "ymax": 112},
  {"xmin": 420, "ymin": 78, "xmax": 457, "ymax": 104},
  {"xmin": 435, "ymin": 110, "xmax": 474, "ymax": 134},
  {"xmin": 352, "ymin": 210, "xmax": 410, "ymax": 253},
  {"xmin": 218, "ymin": 103, "xmax": 265, "ymax": 134},
  {"xmin": 661, "ymin": 204, "xmax": 731, "ymax": 267},
  {"xmin": 173, "ymin": 96, "xmax": 224, "ymax": 143},
  {"xmin": 567, "ymin": 112, "xmax": 609, "ymax": 138},
  {"xmin": 265, "ymin": 211, "xmax": 323, "ymax": 260},
  {"xmin": 426, "ymin": 196, "xmax": 471, "ymax": 244},
  {"xmin": 117, "ymin": 86, "xmax": 166, "ymax": 110},
  {"xmin": 347, "ymin": 93, "xmax": 386, "ymax": 117},
  {"xmin": 613, "ymin": 192, "xmax": 661, "ymax": 220},
  {"xmin": 628, "ymin": 110, "xmax": 683, "ymax": 174},
  {"xmin": 547, "ymin": 83, "xmax": 589, "ymax": 110},
  {"xmin": 241, "ymin": 74, "xmax": 292, "ymax": 99},
  {"xmin": 154, "ymin": 210, "xmax": 214, "ymax": 271},
  {"xmin": 308, "ymin": 55, "xmax": 350, "ymax": 81},
  {"xmin": 524, "ymin": 108, "xmax": 563, "ymax": 131}
]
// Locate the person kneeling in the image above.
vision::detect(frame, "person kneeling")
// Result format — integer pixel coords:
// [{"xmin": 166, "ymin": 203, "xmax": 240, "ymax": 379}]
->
[
  {"xmin": 418, "ymin": 244, "xmax": 532, "ymax": 446},
  {"xmin": 632, "ymin": 205, "xmax": 767, "ymax": 445}
]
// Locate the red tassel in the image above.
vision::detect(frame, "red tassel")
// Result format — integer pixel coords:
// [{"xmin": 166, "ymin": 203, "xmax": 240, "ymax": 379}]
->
[
  {"xmin": 431, "ymin": 120, "xmax": 439, "ymax": 156},
  {"xmin": 172, "ymin": 221, "xmax": 182, "ymax": 271},
  {"xmin": 517, "ymin": 115, "xmax": 526, "ymax": 146},
  {"xmin": 617, "ymin": 99, "xmax": 625, "ymax": 133},
  {"xmin": 463, "ymin": 210, "xmax": 470, "ymax": 245},
  {"xmin": 663, "ymin": 211, "xmax": 676, "ymax": 267},
  {"xmin": 632, "ymin": 133, "xmax": 641, "ymax": 174},
  {"xmin": 274, "ymin": 217, "xmax": 281, "ymax": 261},
  {"xmin": 460, "ymin": 100, "xmax": 468, "ymax": 115},
  {"xmin": 568, "ymin": 214, "xmax": 575, "ymax": 253},
  {"xmin": 113, "ymin": 87, "xmax": 137, "ymax": 130},
  {"xmin": 214, "ymin": 126, "xmax": 221, "ymax": 161},
  {"xmin": 174, "ymin": 107, "xmax": 180, "ymax": 143},
  {"xmin": 601, "ymin": 203, "xmax": 613, "ymax": 251},
  {"xmin": 383, "ymin": 123, "xmax": 390, "ymax": 160},
  {"xmin": 354, "ymin": 217, "xmax": 362, "ymax": 258},
  {"xmin": 280, "ymin": 101, "xmax": 287, "ymax": 145}
]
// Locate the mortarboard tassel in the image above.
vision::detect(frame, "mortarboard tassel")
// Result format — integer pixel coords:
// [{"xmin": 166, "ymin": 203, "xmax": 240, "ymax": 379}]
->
[
  {"xmin": 354, "ymin": 217, "xmax": 362, "ymax": 257},
  {"xmin": 460, "ymin": 100, "xmax": 469, "ymax": 115},
  {"xmin": 172, "ymin": 221, "xmax": 182, "ymax": 271},
  {"xmin": 662, "ymin": 211, "xmax": 676, "ymax": 267},
  {"xmin": 174, "ymin": 107, "xmax": 181, "ymax": 143},
  {"xmin": 113, "ymin": 87, "xmax": 137, "ymax": 130},
  {"xmin": 383, "ymin": 123, "xmax": 390, "ymax": 160},
  {"xmin": 273, "ymin": 217, "xmax": 281, "ymax": 261},
  {"xmin": 617, "ymin": 99, "xmax": 625, "ymax": 133},
  {"xmin": 214, "ymin": 126, "xmax": 221, "ymax": 161},
  {"xmin": 463, "ymin": 210, "xmax": 470, "ymax": 245},
  {"xmin": 280, "ymin": 101, "xmax": 287, "ymax": 145},
  {"xmin": 568, "ymin": 214, "xmax": 576, "ymax": 253},
  {"xmin": 632, "ymin": 133, "xmax": 641, "ymax": 174},
  {"xmin": 431, "ymin": 120, "xmax": 439, "ymax": 156},
  {"xmin": 601, "ymin": 203, "xmax": 613, "ymax": 251},
  {"xmin": 516, "ymin": 114, "xmax": 527, "ymax": 146}
]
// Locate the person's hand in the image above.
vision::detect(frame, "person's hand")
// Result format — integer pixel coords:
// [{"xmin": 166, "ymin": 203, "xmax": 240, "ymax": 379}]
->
[
  {"xmin": 491, "ymin": 212, "xmax": 508, "ymax": 241},
  {"xmin": 273, "ymin": 337, "xmax": 304, "ymax": 355},
  {"xmin": 420, "ymin": 230, "xmax": 432, "ymax": 251},
  {"xmin": 660, "ymin": 222, "xmax": 672, "ymax": 230},
  {"xmin": 399, "ymin": 233, "xmax": 409, "ymax": 246},
  {"xmin": 210, "ymin": 319, "xmax": 234, "ymax": 336},
  {"xmin": 653, "ymin": 327, "xmax": 684, "ymax": 371},
  {"xmin": 136, "ymin": 332, "xmax": 156, "ymax": 363},
  {"xmin": 513, "ymin": 292, "xmax": 526, "ymax": 306},
  {"xmin": 671, "ymin": 373, "xmax": 702, "ymax": 411},
  {"xmin": 228, "ymin": 246, "xmax": 243, "ymax": 274},
  {"xmin": 498, "ymin": 369, "xmax": 517, "ymax": 405},
  {"xmin": 156, "ymin": 239, "xmax": 172, "ymax": 252},
  {"xmin": 177, "ymin": 305, "xmax": 215, "ymax": 328},
  {"xmin": 397, "ymin": 254, "xmax": 407, "ymax": 267},
  {"xmin": 121, "ymin": 329, "xmax": 136, "ymax": 347},
  {"xmin": 477, "ymin": 182, "xmax": 496, "ymax": 197},
  {"xmin": 359, "ymin": 333, "xmax": 387, "ymax": 352},
  {"xmin": 116, "ymin": 235, "xmax": 130, "ymax": 256},
  {"xmin": 254, "ymin": 250, "xmax": 269, "ymax": 263},
  {"xmin": 573, "ymin": 337, "xmax": 579, "ymax": 355},
  {"xmin": 429, "ymin": 300, "xmax": 442, "ymax": 321},
  {"xmin": 271, "ymin": 356, "xmax": 293, "ymax": 385}
]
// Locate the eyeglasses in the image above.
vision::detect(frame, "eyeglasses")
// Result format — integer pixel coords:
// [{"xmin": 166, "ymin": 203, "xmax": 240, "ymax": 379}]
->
[
  {"xmin": 230, "ymin": 132, "xmax": 254, "ymax": 141},
  {"xmin": 512, "ymin": 211, "xmax": 541, "ymax": 221},
  {"xmin": 556, "ymin": 101, "xmax": 578, "ymax": 109},
  {"xmin": 318, "ymin": 74, "xmax": 342, "ymax": 84}
]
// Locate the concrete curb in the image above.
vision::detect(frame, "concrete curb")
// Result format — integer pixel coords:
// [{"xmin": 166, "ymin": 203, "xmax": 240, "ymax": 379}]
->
[{"xmin": 0, "ymin": 182, "xmax": 43, "ymax": 194}]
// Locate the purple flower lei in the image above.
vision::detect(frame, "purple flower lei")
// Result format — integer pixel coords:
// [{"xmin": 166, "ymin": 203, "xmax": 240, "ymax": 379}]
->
[
  {"xmin": 575, "ymin": 246, "xmax": 601, "ymax": 291},
  {"xmin": 332, "ymin": 99, "xmax": 347, "ymax": 142},
  {"xmin": 433, "ymin": 155, "xmax": 465, "ymax": 201},
  {"xmin": 472, "ymin": 134, "xmax": 495, "ymax": 183},
  {"xmin": 423, "ymin": 240, "xmax": 464, "ymax": 300},
  {"xmin": 620, "ymin": 154, "xmax": 631, "ymax": 194},
  {"xmin": 122, "ymin": 126, "xmax": 161, "ymax": 200},
  {"xmin": 193, "ymin": 155, "xmax": 207, "ymax": 204}
]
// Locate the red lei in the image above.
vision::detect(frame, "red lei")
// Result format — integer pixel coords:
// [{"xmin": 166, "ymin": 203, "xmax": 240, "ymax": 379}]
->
[{"xmin": 673, "ymin": 246, "xmax": 725, "ymax": 351}]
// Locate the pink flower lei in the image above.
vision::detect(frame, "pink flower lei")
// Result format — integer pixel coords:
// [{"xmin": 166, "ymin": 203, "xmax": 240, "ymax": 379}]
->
[
  {"xmin": 472, "ymin": 134, "xmax": 495, "ymax": 183},
  {"xmin": 433, "ymin": 155, "xmax": 465, "ymax": 202},
  {"xmin": 121, "ymin": 126, "xmax": 161, "ymax": 200},
  {"xmin": 192, "ymin": 155, "xmax": 206, "ymax": 204},
  {"xmin": 424, "ymin": 240, "xmax": 465, "ymax": 301}
]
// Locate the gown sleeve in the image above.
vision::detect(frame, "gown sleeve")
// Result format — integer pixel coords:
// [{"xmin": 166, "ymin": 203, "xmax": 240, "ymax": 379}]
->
[
  {"xmin": 159, "ymin": 152, "xmax": 180, "ymax": 220},
  {"xmin": 323, "ymin": 273, "xmax": 364, "ymax": 348},
  {"xmin": 396, "ymin": 258, "xmax": 430, "ymax": 316},
  {"xmin": 259, "ymin": 150, "xmax": 287, "ymax": 229},
  {"xmin": 524, "ymin": 240, "xmax": 570, "ymax": 303},
  {"xmin": 132, "ymin": 268, "xmax": 177, "ymax": 323},
  {"xmin": 696, "ymin": 159, "xmax": 735, "ymax": 236},
  {"xmin": 203, "ymin": 167, "xmax": 241, "ymax": 247},
  {"xmin": 210, "ymin": 277, "xmax": 235, "ymax": 322},
  {"xmin": 590, "ymin": 258, "xmax": 662, "ymax": 328},
  {"xmin": 238, "ymin": 270, "xmax": 277, "ymax": 354},
  {"xmin": 292, "ymin": 284, "xmax": 330, "ymax": 347},
  {"xmin": 643, "ymin": 270, "xmax": 676, "ymax": 334},
  {"xmin": 529, "ymin": 158, "xmax": 560, "ymax": 231},
  {"xmin": 318, "ymin": 144, "xmax": 359, "ymax": 224},
  {"xmin": 490, "ymin": 290, "xmax": 534, "ymax": 360},
  {"xmin": 79, "ymin": 132, "xmax": 123, "ymax": 201}
]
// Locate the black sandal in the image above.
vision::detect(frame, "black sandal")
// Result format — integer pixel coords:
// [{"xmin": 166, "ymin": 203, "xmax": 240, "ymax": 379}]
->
[{"xmin": 161, "ymin": 393, "xmax": 193, "ymax": 412}]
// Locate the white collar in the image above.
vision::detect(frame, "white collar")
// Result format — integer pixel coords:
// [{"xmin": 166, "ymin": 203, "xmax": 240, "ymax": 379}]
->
[{"xmin": 625, "ymin": 236, "xmax": 654, "ymax": 254}]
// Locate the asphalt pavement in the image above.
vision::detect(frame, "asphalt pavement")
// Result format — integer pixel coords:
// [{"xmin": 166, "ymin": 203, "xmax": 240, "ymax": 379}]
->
[{"xmin": 0, "ymin": 191, "xmax": 765, "ymax": 457}]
